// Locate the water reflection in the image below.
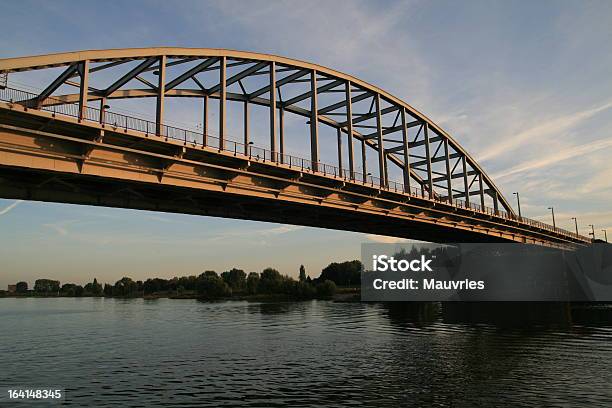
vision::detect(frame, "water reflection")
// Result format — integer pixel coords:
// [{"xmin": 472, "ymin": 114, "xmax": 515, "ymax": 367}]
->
[{"xmin": 0, "ymin": 298, "xmax": 611, "ymax": 407}]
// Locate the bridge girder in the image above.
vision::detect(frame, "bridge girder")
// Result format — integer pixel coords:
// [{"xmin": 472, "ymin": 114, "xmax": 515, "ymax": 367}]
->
[{"xmin": 0, "ymin": 48, "xmax": 515, "ymax": 216}]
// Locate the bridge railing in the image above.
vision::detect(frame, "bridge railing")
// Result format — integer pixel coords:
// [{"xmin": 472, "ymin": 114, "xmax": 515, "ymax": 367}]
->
[{"xmin": 0, "ymin": 86, "xmax": 587, "ymax": 242}]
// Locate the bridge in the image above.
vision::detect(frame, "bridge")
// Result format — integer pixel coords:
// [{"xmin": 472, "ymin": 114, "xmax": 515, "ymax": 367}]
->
[{"xmin": 0, "ymin": 48, "xmax": 591, "ymax": 247}]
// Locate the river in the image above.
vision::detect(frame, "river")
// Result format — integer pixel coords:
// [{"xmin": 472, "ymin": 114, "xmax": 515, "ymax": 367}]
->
[{"xmin": 1, "ymin": 298, "xmax": 611, "ymax": 407}]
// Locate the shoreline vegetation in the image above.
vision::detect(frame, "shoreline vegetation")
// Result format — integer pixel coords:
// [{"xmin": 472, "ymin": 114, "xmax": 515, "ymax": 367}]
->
[{"xmin": 1, "ymin": 261, "xmax": 362, "ymax": 302}]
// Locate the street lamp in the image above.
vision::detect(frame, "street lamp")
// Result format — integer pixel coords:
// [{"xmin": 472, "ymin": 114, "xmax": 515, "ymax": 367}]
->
[
  {"xmin": 588, "ymin": 224, "xmax": 595, "ymax": 240},
  {"xmin": 547, "ymin": 207, "xmax": 556, "ymax": 228},
  {"xmin": 602, "ymin": 230, "xmax": 608, "ymax": 243},
  {"xmin": 513, "ymin": 192, "xmax": 521, "ymax": 219},
  {"xmin": 571, "ymin": 217, "xmax": 579, "ymax": 235}
]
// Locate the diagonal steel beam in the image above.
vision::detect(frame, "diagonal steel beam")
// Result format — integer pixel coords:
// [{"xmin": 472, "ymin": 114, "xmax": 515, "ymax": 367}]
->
[
  {"xmin": 36, "ymin": 63, "xmax": 79, "ymax": 106},
  {"xmin": 282, "ymin": 79, "xmax": 343, "ymax": 107},
  {"xmin": 249, "ymin": 69, "xmax": 309, "ymax": 99},
  {"xmin": 337, "ymin": 105, "xmax": 398, "ymax": 128},
  {"xmin": 318, "ymin": 91, "xmax": 371, "ymax": 114},
  {"xmin": 208, "ymin": 61, "xmax": 268, "ymax": 94},
  {"xmin": 165, "ymin": 58, "xmax": 218, "ymax": 91},
  {"xmin": 362, "ymin": 119, "xmax": 422, "ymax": 140},
  {"xmin": 104, "ymin": 57, "xmax": 158, "ymax": 96}
]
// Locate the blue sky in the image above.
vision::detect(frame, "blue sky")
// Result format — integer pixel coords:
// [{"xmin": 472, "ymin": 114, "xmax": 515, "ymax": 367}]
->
[{"xmin": 1, "ymin": 0, "xmax": 611, "ymax": 288}]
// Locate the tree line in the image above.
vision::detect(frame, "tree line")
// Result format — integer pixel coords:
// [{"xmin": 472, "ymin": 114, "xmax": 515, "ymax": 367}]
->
[{"xmin": 5, "ymin": 260, "xmax": 362, "ymax": 300}]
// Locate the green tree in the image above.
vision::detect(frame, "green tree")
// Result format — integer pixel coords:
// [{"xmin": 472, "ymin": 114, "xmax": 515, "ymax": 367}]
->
[
  {"xmin": 299, "ymin": 265, "xmax": 306, "ymax": 282},
  {"xmin": 226, "ymin": 268, "xmax": 246, "ymax": 291},
  {"xmin": 319, "ymin": 260, "xmax": 362, "ymax": 286},
  {"xmin": 34, "ymin": 279, "xmax": 60, "ymax": 294},
  {"xmin": 15, "ymin": 281, "xmax": 28, "ymax": 293},
  {"xmin": 196, "ymin": 271, "xmax": 231, "ymax": 299},
  {"xmin": 316, "ymin": 280, "xmax": 337, "ymax": 299},
  {"xmin": 246, "ymin": 272, "xmax": 260, "ymax": 294},
  {"xmin": 259, "ymin": 268, "xmax": 284, "ymax": 294},
  {"xmin": 113, "ymin": 277, "xmax": 138, "ymax": 297}
]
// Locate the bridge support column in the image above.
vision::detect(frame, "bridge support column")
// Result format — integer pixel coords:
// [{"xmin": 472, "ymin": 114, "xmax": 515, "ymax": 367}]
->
[
  {"xmin": 77, "ymin": 60, "xmax": 89, "ymax": 121},
  {"xmin": 361, "ymin": 139, "xmax": 367, "ymax": 182},
  {"xmin": 309, "ymin": 70, "xmax": 319, "ymax": 171},
  {"xmin": 401, "ymin": 108, "xmax": 411, "ymax": 193},
  {"xmin": 479, "ymin": 174, "xmax": 485, "ymax": 209},
  {"xmin": 424, "ymin": 123, "xmax": 433, "ymax": 198},
  {"xmin": 444, "ymin": 139, "xmax": 452, "ymax": 202},
  {"xmin": 337, "ymin": 127, "xmax": 343, "ymax": 176},
  {"xmin": 269, "ymin": 61, "xmax": 277, "ymax": 161},
  {"xmin": 375, "ymin": 94, "xmax": 386, "ymax": 188},
  {"xmin": 462, "ymin": 156, "xmax": 470, "ymax": 206},
  {"xmin": 345, "ymin": 81, "xmax": 355, "ymax": 180},
  {"xmin": 155, "ymin": 56, "xmax": 166, "ymax": 137},
  {"xmin": 279, "ymin": 106, "xmax": 284, "ymax": 163},
  {"xmin": 243, "ymin": 100, "xmax": 249, "ymax": 155},
  {"xmin": 219, "ymin": 56, "xmax": 226, "ymax": 151},
  {"xmin": 203, "ymin": 94, "xmax": 208, "ymax": 147}
]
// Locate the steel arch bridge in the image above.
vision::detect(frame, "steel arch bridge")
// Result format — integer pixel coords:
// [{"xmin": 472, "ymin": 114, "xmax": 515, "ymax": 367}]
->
[{"xmin": 0, "ymin": 48, "xmax": 589, "ymax": 246}]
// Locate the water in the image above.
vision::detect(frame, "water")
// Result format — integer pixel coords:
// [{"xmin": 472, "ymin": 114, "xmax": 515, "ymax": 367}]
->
[{"xmin": 1, "ymin": 298, "xmax": 611, "ymax": 407}]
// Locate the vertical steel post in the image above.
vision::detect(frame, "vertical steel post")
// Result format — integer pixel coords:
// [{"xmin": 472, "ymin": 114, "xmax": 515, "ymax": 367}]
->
[
  {"xmin": 479, "ymin": 174, "xmax": 485, "ymax": 209},
  {"xmin": 243, "ymin": 100, "xmax": 249, "ymax": 154},
  {"xmin": 424, "ymin": 123, "xmax": 433, "ymax": 198},
  {"xmin": 78, "ymin": 60, "xmax": 89, "ymax": 121},
  {"xmin": 279, "ymin": 106, "xmax": 284, "ymax": 163},
  {"xmin": 219, "ymin": 56, "xmax": 226, "ymax": 150},
  {"xmin": 375, "ymin": 94, "xmax": 386, "ymax": 187},
  {"xmin": 337, "ymin": 127, "xmax": 343, "ymax": 175},
  {"xmin": 345, "ymin": 81, "xmax": 355, "ymax": 179},
  {"xmin": 361, "ymin": 139, "xmax": 367, "ymax": 180},
  {"xmin": 310, "ymin": 70, "xmax": 319, "ymax": 171},
  {"xmin": 99, "ymin": 97, "xmax": 107, "ymax": 125},
  {"xmin": 493, "ymin": 191, "xmax": 499, "ymax": 215},
  {"xmin": 155, "ymin": 56, "xmax": 166, "ymax": 136},
  {"xmin": 202, "ymin": 94, "xmax": 208, "ymax": 146},
  {"xmin": 444, "ymin": 139, "xmax": 452, "ymax": 202},
  {"xmin": 269, "ymin": 61, "xmax": 277, "ymax": 161},
  {"xmin": 462, "ymin": 156, "xmax": 470, "ymax": 206},
  {"xmin": 401, "ymin": 108, "xmax": 411, "ymax": 193}
]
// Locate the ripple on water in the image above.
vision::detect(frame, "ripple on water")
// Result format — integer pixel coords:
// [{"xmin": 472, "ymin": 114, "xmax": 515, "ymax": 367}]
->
[{"xmin": 0, "ymin": 298, "xmax": 611, "ymax": 407}]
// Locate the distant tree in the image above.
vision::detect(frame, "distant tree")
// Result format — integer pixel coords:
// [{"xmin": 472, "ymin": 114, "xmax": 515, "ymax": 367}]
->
[
  {"xmin": 316, "ymin": 280, "xmax": 337, "ymax": 299},
  {"xmin": 196, "ymin": 271, "xmax": 230, "ymax": 299},
  {"xmin": 318, "ymin": 260, "xmax": 362, "ymax": 286},
  {"xmin": 225, "ymin": 268, "xmax": 246, "ymax": 291},
  {"xmin": 246, "ymin": 272, "xmax": 260, "ymax": 294},
  {"xmin": 61, "ymin": 283, "xmax": 77, "ymax": 296},
  {"xmin": 103, "ymin": 283, "xmax": 113, "ymax": 297},
  {"xmin": 113, "ymin": 277, "xmax": 139, "ymax": 297},
  {"xmin": 299, "ymin": 265, "xmax": 307, "ymax": 282},
  {"xmin": 34, "ymin": 279, "xmax": 60, "ymax": 294},
  {"xmin": 84, "ymin": 278, "xmax": 103, "ymax": 296},
  {"xmin": 15, "ymin": 281, "xmax": 28, "ymax": 293},
  {"xmin": 74, "ymin": 285, "xmax": 84, "ymax": 297},
  {"xmin": 259, "ymin": 268, "xmax": 284, "ymax": 294}
]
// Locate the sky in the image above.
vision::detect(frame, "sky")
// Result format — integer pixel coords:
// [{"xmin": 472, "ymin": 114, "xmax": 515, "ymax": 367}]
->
[{"xmin": 1, "ymin": 0, "xmax": 611, "ymax": 288}]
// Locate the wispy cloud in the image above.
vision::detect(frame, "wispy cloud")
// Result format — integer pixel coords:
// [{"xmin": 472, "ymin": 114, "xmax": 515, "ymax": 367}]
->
[
  {"xmin": 42, "ymin": 219, "xmax": 80, "ymax": 236},
  {"xmin": 366, "ymin": 234, "xmax": 409, "ymax": 244},
  {"xmin": 492, "ymin": 137, "xmax": 612, "ymax": 180},
  {"xmin": 478, "ymin": 101, "xmax": 612, "ymax": 162},
  {"xmin": 0, "ymin": 200, "xmax": 22, "ymax": 216}
]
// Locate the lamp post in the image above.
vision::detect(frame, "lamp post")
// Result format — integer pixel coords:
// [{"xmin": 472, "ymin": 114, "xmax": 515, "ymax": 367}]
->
[
  {"xmin": 571, "ymin": 217, "xmax": 579, "ymax": 235},
  {"xmin": 547, "ymin": 207, "xmax": 556, "ymax": 228},
  {"xmin": 588, "ymin": 224, "xmax": 595, "ymax": 240},
  {"xmin": 602, "ymin": 230, "xmax": 608, "ymax": 243},
  {"xmin": 513, "ymin": 192, "xmax": 521, "ymax": 219}
]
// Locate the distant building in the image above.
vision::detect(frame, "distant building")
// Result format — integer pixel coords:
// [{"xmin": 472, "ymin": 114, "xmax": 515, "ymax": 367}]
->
[{"xmin": 7, "ymin": 284, "xmax": 16, "ymax": 293}]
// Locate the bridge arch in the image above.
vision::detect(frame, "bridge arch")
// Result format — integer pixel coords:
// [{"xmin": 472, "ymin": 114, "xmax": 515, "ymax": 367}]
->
[{"xmin": 0, "ymin": 47, "xmax": 514, "ymax": 215}]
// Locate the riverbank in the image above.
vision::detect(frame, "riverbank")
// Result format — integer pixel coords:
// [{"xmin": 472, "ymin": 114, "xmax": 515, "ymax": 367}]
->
[{"xmin": 0, "ymin": 287, "xmax": 361, "ymax": 302}]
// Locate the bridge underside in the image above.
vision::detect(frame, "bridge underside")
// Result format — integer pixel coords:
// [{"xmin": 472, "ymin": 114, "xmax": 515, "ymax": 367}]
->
[{"xmin": 0, "ymin": 103, "xmax": 585, "ymax": 246}]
